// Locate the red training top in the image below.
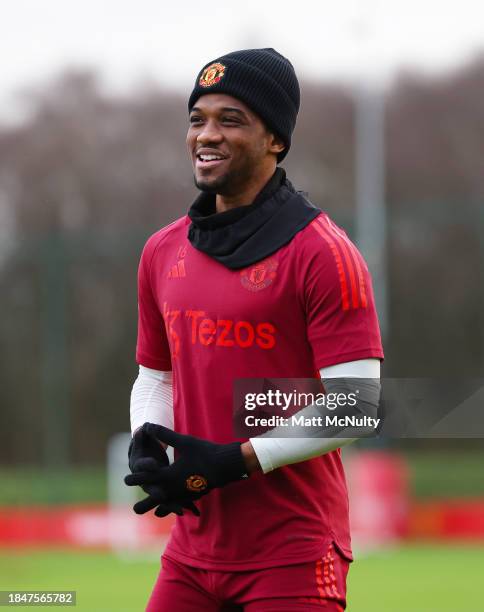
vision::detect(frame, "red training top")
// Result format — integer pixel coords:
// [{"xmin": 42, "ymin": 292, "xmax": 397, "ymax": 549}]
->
[{"xmin": 136, "ymin": 211, "xmax": 383, "ymax": 570}]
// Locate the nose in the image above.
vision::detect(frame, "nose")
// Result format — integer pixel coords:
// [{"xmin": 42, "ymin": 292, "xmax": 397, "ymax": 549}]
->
[{"xmin": 196, "ymin": 119, "xmax": 223, "ymax": 145}]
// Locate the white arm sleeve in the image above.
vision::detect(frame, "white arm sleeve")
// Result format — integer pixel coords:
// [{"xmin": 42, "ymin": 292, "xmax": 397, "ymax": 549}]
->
[
  {"xmin": 250, "ymin": 358, "xmax": 380, "ymax": 473},
  {"xmin": 130, "ymin": 365, "xmax": 174, "ymax": 435}
]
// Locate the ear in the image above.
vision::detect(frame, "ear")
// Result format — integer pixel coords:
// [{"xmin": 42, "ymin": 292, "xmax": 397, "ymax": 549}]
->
[{"xmin": 267, "ymin": 132, "xmax": 285, "ymax": 156}]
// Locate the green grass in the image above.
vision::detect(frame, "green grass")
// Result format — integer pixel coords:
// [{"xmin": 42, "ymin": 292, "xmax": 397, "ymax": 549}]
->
[
  {"xmin": 348, "ymin": 544, "xmax": 484, "ymax": 611},
  {"xmin": 0, "ymin": 549, "xmax": 158, "ymax": 612},
  {"xmin": 403, "ymin": 451, "xmax": 484, "ymax": 498},
  {"xmin": 0, "ymin": 468, "xmax": 106, "ymax": 506},
  {"xmin": 0, "ymin": 544, "xmax": 482, "ymax": 611},
  {"xmin": 2, "ymin": 449, "xmax": 484, "ymax": 506}
]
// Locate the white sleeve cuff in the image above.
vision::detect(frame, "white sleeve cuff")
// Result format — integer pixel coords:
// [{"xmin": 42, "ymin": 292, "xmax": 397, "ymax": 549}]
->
[
  {"xmin": 130, "ymin": 365, "xmax": 174, "ymax": 435},
  {"xmin": 250, "ymin": 437, "xmax": 356, "ymax": 474},
  {"xmin": 249, "ymin": 359, "xmax": 380, "ymax": 473}
]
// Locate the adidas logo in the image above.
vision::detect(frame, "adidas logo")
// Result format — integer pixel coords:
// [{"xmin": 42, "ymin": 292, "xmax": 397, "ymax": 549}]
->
[{"xmin": 167, "ymin": 245, "xmax": 187, "ymax": 279}]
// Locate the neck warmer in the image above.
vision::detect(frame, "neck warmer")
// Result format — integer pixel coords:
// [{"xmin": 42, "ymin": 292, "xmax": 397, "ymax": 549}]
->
[{"xmin": 187, "ymin": 168, "xmax": 321, "ymax": 269}]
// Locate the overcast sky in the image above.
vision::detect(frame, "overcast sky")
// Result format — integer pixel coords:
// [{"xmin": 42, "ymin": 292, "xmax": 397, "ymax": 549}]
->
[{"xmin": 2, "ymin": 0, "xmax": 484, "ymax": 120}]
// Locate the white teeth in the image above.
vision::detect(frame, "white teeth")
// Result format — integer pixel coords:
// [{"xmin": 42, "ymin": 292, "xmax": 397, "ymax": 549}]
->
[{"xmin": 199, "ymin": 154, "xmax": 223, "ymax": 161}]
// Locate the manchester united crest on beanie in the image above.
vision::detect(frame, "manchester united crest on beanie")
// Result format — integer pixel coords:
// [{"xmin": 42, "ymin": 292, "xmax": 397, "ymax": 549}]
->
[
  {"xmin": 199, "ymin": 62, "xmax": 226, "ymax": 87},
  {"xmin": 188, "ymin": 48, "xmax": 300, "ymax": 162}
]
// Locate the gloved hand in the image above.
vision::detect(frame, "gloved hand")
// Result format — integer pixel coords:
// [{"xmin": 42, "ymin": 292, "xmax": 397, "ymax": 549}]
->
[
  {"xmin": 127, "ymin": 425, "xmax": 199, "ymax": 517},
  {"xmin": 124, "ymin": 423, "xmax": 249, "ymax": 508}
]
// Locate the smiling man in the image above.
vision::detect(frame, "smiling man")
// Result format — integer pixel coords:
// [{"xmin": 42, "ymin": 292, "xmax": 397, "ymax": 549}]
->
[
  {"xmin": 126, "ymin": 48, "xmax": 384, "ymax": 611},
  {"xmin": 189, "ymin": 94, "xmax": 283, "ymax": 210}
]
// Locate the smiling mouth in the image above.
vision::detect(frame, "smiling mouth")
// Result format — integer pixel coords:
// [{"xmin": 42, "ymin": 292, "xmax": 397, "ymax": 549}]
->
[{"xmin": 195, "ymin": 154, "xmax": 228, "ymax": 169}]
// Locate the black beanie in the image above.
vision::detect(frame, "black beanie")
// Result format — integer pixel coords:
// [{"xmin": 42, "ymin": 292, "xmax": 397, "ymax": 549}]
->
[{"xmin": 188, "ymin": 48, "xmax": 300, "ymax": 162}]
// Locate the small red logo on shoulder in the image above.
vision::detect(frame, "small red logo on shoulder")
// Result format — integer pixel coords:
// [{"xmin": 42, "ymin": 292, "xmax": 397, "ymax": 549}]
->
[
  {"xmin": 199, "ymin": 62, "xmax": 226, "ymax": 88},
  {"xmin": 240, "ymin": 257, "xmax": 278, "ymax": 292},
  {"xmin": 167, "ymin": 245, "xmax": 187, "ymax": 279}
]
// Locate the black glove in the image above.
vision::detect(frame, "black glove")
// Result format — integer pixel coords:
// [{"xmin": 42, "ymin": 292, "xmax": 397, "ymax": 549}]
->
[
  {"xmin": 124, "ymin": 423, "xmax": 249, "ymax": 506},
  {"xmin": 127, "ymin": 426, "xmax": 199, "ymax": 517}
]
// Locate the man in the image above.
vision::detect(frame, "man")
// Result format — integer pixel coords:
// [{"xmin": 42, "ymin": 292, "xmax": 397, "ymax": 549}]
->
[{"xmin": 126, "ymin": 48, "xmax": 383, "ymax": 611}]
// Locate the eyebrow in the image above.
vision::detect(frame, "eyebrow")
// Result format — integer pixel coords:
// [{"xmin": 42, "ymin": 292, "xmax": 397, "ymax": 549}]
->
[{"xmin": 190, "ymin": 106, "xmax": 248, "ymax": 118}]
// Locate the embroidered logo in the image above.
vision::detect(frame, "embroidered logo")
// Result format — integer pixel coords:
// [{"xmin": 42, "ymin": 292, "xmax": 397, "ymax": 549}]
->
[
  {"xmin": 167, "ymin": 245, "xmax": 187, "ymax": 279},
  {"xmin": 199, "ymin": 62, "xmax": 226, "ymax": 88},
  {"xmin": 186, "ymin": 474, "xmax": 208, "ymax": 492},
  {"xmin": 240, "ymin": 257, "xmax": 278, "ymax": 292}
]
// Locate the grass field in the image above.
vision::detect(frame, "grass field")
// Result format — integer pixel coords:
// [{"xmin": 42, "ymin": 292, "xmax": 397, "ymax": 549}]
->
[
  {"xmin": 2, "ymin": 449, "xmax": 484, "ymax": 505},
  {"xmin": 0, "ymin": 544, "xmax": 482, "ymax": 611}
]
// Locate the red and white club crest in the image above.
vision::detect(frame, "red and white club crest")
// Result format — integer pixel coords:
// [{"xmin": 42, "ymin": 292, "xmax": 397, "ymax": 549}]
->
[
  {"xmin": 199, "ymin": 62, "xmax": 226, "ymax": 88},
  {"xmin": 240, "ymin": 257, "xmax": 278, "ymax": 292}
]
